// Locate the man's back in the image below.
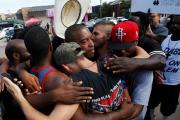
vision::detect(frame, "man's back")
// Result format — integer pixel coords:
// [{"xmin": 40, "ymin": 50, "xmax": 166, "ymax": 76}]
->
[
  {"xmin": 71, "ymin": 61, "xmax": 128, "ymax": 113},
  {"xmin": 30, "ymin": 65, "xmax": 67, "ymax": 91},
  {"xmin": 161, "ymin": 35, "xmax": 180, "ymax": 85}
]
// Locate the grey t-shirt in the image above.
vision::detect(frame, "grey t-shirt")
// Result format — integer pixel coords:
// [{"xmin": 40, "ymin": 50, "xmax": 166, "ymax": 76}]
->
[
  {"xmin": 130, "ymin": 70, "xmax": 153, "ymax": 120},
  {"xmin": 129, "ymin": 70, "xmax": 153, "ymax": 120},
  {"xmin": 152, "ymin": 24, "xmax": 169, "ymax": 36},
  {"xmin": 130, "ymin": 70, "xmax": 153, "ymax": 106}
]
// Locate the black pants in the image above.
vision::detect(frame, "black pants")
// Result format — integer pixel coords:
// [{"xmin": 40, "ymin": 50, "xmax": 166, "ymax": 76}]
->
[{"xmin": 145, "ymin": 83, "xmax": 180, "ymax": 119}]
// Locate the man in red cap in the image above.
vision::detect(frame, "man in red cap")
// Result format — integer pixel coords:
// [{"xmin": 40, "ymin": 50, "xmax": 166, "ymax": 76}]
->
[
  {"xmin": 92, "ymin": 20, "xmax": 154, "ymax": 120},
  {"xmin": 109, "ymin": 20, "xmax": 140, "ymax": 57}
]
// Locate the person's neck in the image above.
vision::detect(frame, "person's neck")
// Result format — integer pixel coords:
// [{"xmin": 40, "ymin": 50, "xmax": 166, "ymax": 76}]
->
[
  {"xmin": 38, "ymin": 58, "xmax": 51, "ymax": 67},
  {"xmin": 77, "ymin": 57, "xmax": 98, "ymax": 73},
  {"xmin": 33, "ymin": 53, "xmax": 52, "ymax": 68},
  {"xmin": 171, "ymin": 34, "xmax": 180, "ymax": 41},
  {"xmin": 97, "ymin": 42, "xmax": 109, "ymax": 59},
  {"xmin": 9, "ymin": 61, "xmax": 19, "ymax": 72}
]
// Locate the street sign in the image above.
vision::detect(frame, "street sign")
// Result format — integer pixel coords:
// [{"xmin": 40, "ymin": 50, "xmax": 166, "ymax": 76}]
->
[{"xmin": 131, "ymin": 0, "xmax": 180, "ymax": 14}]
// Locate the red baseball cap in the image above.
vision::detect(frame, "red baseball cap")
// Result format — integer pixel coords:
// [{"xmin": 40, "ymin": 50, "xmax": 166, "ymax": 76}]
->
[{"xmin": 109, "ymin": 20, "xmax": 139, "ymax": 50}]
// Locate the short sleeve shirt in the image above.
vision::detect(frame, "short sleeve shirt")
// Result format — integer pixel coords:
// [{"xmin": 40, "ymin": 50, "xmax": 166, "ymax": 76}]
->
[
  {"xmin": 161, "ymin": 35, "xmax": 180, "ymax": 85},
  {"xmin": 71, "ymin": 61, "xmax": 127, "ymax": 113}
]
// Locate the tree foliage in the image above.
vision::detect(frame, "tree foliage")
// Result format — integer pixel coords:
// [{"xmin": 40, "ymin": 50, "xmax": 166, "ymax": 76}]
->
[
  {"xmin": 101, "ymin": 2, "xmax": 113, "ymax": 17},
  {"xmin": 121, "ymin": 0, "xmax": 131, "ymax": 10},
  {"xmin": 121, "ymin": 0, "xmax": 131, "ymax": 17}
]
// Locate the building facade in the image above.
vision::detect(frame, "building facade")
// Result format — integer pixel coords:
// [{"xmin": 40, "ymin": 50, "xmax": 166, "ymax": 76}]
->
[
  {"xmin": 0, "ymin": 13, "xmax": 6, "ymax": 20},
  {"xmin": 16, "ymin": 5, "xmax": 54, "ymax": 27}
]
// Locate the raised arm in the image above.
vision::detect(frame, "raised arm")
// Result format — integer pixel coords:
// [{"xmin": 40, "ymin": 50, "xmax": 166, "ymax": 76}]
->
[
  {"xmin": 0, "ymin": 59, "xmax": 9, "ymax": 92},
  {"xmin": 145, "ymin": 24, "xmax": 168, "ymax": 43}
]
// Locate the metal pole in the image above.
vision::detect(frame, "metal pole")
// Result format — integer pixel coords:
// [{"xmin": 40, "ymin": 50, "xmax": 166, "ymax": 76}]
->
[
  {"xmin": 130, "ymin": 0, "xmax": 132, "ymax": 17},
  {"xmin": 100, "ymin": 0, "xmax": 102, "ymax": 17}
]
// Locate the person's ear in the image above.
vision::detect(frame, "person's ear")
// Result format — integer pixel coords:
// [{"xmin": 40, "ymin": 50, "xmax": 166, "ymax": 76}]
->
[
  {"xmin": 106, "ymin": 32, "xmax": 111, "ymax": 40},
  {"xmin": 13, "ymin": 52, "xmax": 20, "ymax": 61}
]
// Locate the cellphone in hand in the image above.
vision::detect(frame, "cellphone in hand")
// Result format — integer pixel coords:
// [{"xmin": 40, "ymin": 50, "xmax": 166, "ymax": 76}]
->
[{"xmin": 1, "ymin": 72, "xmax": 13, "ymax": 80}]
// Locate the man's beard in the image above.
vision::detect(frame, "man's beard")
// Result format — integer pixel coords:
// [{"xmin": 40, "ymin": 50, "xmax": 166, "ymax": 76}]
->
[
  {"xmin": 19, "ymin": 53, "xmax": 30, "ymax": 63},
  {"xmin": 95, "ymin": 39, "xmax": 107, "ymax": 49}
]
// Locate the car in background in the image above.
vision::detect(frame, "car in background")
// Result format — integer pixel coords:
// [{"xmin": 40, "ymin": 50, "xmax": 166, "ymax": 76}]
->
[
  {"xmin": 0, "ymin": 28, "xmax": 7, "ymax": 40},
  {"xmin": 84, "ymin": 19, "xmax": 96, "ymax": 28},
  {"xmin": 83, "ymin": 19, "xmax": 96, "ymax": 32},
  {"xmin": 0, "ymin": 27, "xmax": 14, "ymax": 41},
  {"xmin": 116, "ymin": 16, "xmax": 128, "ymax": 22},
  {"xmin": 101, "ymin": 17, "xmax": 118, "ymax": 24},
  {"xmin": 94, "ymin": 18, "xmax": 101, "ymax": 23},
  {"xmin": 14, "ymin": 24, "xmax": 24, "ymax": 29}
]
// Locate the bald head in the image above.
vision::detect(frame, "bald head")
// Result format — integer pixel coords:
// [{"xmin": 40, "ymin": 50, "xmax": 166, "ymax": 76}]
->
[
  {"xmin": 6, "ymin": 39, "xmax": 25, "ymax": 49},
  {"xmin": 5, "ymin": 39, "xmax": 30, "ymax": 65}
]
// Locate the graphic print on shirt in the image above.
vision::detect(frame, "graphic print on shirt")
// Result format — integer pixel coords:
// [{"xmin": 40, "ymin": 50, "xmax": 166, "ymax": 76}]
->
[
  {"xmin": 71, "ymin": 61, "xmax": 128, "ymax": 113},
  {"xmin": 91, "ymin": 79, "xmax": 125, "ymax": 113},
  {"xmin": 161, "ymin": 36, "xmax": 180, "ymax": 85},
  {"xmin": 164, "ymin": 47, "xmax": 180, "ymax": 73}
]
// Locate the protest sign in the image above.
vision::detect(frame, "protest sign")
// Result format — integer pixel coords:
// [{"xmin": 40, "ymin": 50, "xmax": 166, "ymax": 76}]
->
[{"xmin": 131, "ymin": 0, "xmax": 180, "ymax": 14}]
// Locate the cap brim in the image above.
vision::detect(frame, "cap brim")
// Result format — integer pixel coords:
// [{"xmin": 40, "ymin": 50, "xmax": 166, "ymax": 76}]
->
[
  {"xmin": 77, "ymin": 50, "xmax": 85, "ymax": 56},
  {"xmin": 108, "ymin": 41, "xmax": 136, "ymax": 50}
]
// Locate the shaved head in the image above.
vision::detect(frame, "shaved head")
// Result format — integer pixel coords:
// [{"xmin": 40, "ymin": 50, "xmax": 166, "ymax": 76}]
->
[
  {"xmin": 6, "ymin": 39, "xmax": 25, "ymax": 49},
  {"xmin": 5, "ymin": 39, "xmax": 30, "ymax": 64}
]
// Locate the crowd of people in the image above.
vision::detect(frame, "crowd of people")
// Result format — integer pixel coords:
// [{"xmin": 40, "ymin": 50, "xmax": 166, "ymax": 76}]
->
[{"xmin": 0, "ymin": 13, "xmax": 179, "ymax": 120}]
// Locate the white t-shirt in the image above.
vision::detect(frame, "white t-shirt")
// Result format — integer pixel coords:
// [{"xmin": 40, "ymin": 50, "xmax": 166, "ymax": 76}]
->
[{"xmin": 161, "ymin": 35, "xmax": 180, "ymax": 85}]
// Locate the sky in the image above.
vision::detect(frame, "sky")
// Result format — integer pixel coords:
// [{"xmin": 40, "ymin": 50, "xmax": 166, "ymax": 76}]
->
[{"xmin": 0, "ymin": 0, "xmax": 114, "ymax": 13}]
